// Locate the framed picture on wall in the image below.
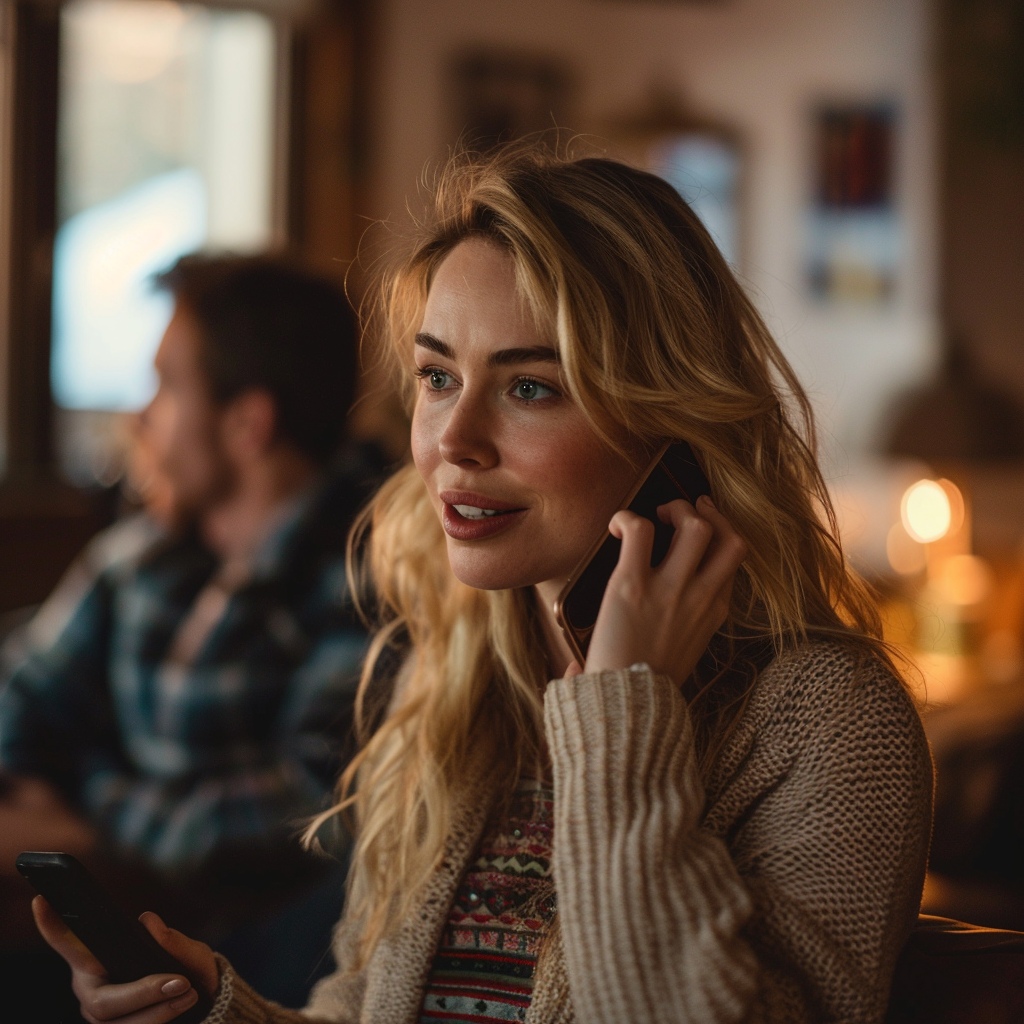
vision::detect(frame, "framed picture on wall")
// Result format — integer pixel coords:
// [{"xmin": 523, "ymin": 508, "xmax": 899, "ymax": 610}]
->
[
  {"xmin": 807, "ymin": 103, "xmax": 899, "ymax": 304},
  {"xmin": 447, "ymin": 48, "xmax": 573, "ymax": 153}
]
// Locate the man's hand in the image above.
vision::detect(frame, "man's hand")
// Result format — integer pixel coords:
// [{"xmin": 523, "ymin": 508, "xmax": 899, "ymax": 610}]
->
[{"xmin": 0, "ymin": 775, "xmax": 96, "ymax": 876}]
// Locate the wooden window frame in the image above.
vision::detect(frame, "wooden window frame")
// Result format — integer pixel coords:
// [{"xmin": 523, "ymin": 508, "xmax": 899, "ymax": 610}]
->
[{"xmin": 0, "ymin": 0, "xmax": 372, "ymax": 613}]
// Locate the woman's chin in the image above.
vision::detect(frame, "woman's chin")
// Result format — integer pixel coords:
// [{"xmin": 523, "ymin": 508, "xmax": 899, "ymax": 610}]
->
[{"xmin": 447, "ymin": 549, "xmax": 546, "ymax": 592}]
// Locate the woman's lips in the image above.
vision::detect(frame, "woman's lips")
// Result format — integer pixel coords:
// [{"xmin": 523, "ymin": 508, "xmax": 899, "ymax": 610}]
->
[{"xmin": 441, "ymin": 501, "xmax": 527, "ymax": 541}]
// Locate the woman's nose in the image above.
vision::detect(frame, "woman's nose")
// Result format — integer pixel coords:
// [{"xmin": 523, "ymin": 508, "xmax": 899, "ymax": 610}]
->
[{"xmin": 438, "ymin": 392, "xmax": 498, "ymax": 469}]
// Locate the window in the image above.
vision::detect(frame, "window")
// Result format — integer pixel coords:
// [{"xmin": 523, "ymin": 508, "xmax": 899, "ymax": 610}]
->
[{"xmin": 52, "ymin": 0, "xmax": 277, "ymax": 483}]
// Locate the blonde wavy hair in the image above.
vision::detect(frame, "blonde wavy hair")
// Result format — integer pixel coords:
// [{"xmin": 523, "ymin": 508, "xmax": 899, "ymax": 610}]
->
[{"xmin": 310, "ymin": 144, "xmax": 892, "ymax": 967}]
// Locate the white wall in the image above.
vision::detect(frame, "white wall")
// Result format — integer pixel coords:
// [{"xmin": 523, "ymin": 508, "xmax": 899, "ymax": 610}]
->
[{"xmin": 366, "ymin": 0, "xmax": 939, "ymax": 480}]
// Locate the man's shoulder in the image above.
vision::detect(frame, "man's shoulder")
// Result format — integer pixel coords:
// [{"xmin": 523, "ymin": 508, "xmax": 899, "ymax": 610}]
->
[
  {"xmin": 17, "ymin": 516, "xmax": 168, "ymax": 651},
  {"xmin": 266, "ymin": 447, "xmax": 389, "ymax": 582},
  {"xmin": 82, "ymin": 514, "xmax": 168, "ymax": 577},
  {"xmin": 309, "ymin": 445, "xmax": 390, "ymax": 533}
]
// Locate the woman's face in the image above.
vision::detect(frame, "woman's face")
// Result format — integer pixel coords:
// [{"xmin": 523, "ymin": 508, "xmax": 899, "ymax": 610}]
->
[{"xmin": 411, "ymin": 237, "xmax": 641, "ymax": 596}]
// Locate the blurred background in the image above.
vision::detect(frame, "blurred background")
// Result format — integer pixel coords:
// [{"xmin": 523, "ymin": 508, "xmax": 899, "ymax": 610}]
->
[{"xmin": 1, "ymin": 0, "xmax": 1023, "ymax": 928}]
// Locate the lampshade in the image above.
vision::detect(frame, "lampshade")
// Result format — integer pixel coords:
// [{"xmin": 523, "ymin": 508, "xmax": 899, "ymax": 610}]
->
[{"xmin": 885, "ymin": 337, "xmax": 1024, "ymax": 463}]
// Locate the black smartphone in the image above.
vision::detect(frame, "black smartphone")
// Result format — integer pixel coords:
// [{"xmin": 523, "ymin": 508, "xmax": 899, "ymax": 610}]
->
[
  {"xmin": 553, "ymin": 440, "xmax": 711, "ymax": 664},
  {"xmin": 16, "ymin": 852, "xmax": 214, "ymax": 1024}
]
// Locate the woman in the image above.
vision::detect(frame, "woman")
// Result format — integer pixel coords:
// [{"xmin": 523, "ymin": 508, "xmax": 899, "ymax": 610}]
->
[{"xmin": 36, "ymin": 147, "xmax": 932, "ymax": 1024}]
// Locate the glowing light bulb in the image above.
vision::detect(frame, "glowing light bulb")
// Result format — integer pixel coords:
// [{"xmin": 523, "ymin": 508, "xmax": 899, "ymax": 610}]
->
[{"xmin": 901, "ymin": 479, "xmax": 952, "ymax": 544}]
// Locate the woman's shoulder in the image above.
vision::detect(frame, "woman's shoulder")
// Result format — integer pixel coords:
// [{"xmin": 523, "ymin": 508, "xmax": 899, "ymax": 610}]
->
[
  {"xmin": 741, "ymin": 637, "xmax": 928, "ymax": 759},
  {"xmin": 705, "ymin": 637, "xmax": 933, "ymax": 830},
  {"xmin": 757, "ymin": 636, "xmax": 915, "ymax": 708}
]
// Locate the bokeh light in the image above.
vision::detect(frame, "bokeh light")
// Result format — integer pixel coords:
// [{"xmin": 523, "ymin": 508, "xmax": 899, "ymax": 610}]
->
[
  {"xmin": 935, "ymin": 554, "xmax": 993, "ymax": 607},
  {"xmin": 886, "ymin": 521, "xmax": 927, "ymax": 576},
  {"xmin": 901, "ymin": 479, "xmax": 954, "ymax": 544}
]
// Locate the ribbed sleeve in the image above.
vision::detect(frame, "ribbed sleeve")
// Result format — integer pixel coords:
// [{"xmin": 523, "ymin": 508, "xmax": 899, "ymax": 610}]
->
[
  {"xmin": 544, "ymin": 666, "xmax": 758, "ymax": 1024},
  {"xmin": 207, "ymin": 956, "xmax": 336, "ymax": 1024}
]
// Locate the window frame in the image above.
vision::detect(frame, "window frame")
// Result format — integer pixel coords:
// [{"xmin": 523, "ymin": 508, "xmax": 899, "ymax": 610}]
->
[{"xmin": 0, "ymin": 0, "xmax": 371, "ymax": 613}]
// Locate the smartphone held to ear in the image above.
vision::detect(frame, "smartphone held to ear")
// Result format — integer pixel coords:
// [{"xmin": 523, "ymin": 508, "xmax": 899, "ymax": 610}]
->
[
  {"xmin": 554, "ymin": 440, "xmax": 711, "ymax": 665},
  {"xmin": 16, "ymin": 851, "xmax": 214, "ymax": 1023}
]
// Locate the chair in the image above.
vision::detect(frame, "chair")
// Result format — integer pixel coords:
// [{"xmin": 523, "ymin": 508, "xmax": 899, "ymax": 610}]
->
[{"xmin": 886, "ymin": 914, "xmax": 1024, "ymax": 1024}]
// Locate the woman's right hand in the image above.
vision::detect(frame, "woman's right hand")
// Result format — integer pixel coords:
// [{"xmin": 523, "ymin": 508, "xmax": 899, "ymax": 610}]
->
[
  {"xmin": 32, "ymin": 895, "xmax": 219, "ymax": 1023},
  {"xmin": 579, "ymin": 495, "xmax": 747, "ymax": 685}
]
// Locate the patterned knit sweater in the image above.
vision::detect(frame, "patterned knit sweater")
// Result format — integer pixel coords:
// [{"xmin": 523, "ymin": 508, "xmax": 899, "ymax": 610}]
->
[
  {"xmin": 418, "ymin": 778, "xmax": 557, "ymax": 1022},
  {"xmin": 203, "ymin": 641, "xmax": 933, "ymax": 1024}
]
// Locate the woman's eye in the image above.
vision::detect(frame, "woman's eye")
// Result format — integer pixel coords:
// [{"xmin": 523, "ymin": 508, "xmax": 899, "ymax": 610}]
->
[
  {"xmin": 417, "ymin": 367, "xmax": 455, "ymax": 390},
  {"xmin": 511, "ymin": 378, "xmax": 556, "ymax": 401}
]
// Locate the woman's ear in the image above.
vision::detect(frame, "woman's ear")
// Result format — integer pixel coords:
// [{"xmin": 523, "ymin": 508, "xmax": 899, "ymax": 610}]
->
[{"xmin": 219, "ymin": 388, "xmax": 278, "ymax": 465}]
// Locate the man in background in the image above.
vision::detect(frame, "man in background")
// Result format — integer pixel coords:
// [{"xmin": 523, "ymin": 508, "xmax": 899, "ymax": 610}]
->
[{"xmin": 0, "ymin": 254, "xmax": 382, "ymax": 1013}]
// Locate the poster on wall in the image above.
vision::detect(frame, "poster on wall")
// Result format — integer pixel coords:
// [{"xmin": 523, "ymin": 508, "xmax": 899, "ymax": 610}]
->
[{"xmin": 807, "ymin": 104, "xmax": 899, "ymax": 304}]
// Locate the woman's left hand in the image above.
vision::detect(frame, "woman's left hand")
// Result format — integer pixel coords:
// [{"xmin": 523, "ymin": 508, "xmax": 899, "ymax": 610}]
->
[{"xmin": 572, "ymin": 494, "xmax": 747, "ymax": 684}]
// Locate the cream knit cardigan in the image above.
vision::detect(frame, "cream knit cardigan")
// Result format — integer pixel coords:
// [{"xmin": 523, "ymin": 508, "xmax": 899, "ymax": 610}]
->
[{"xmin": 206, "ymin": 641, "xmax": 933, "ymax": 1024}]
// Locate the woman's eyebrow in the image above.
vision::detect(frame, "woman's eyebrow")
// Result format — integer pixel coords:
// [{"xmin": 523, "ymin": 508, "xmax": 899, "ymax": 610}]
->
[
  {"xmin": 415, "ymin": 333, "xmax": 455, "ymax": 359},
  {"xmin": 415, "ymin": 334, "xmax": 560, "ymax": 367},
  {"xmin": 487, "ymin": 346, "xmax": 560, "ymax": 367}
]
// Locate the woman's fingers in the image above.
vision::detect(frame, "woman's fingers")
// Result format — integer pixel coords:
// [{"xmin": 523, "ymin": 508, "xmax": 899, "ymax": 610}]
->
[
  {"xmin": 692, "ymin": 495, "xmax": 748, "ymax": 575},
  {"xmin": 656, "ymin": 496, "xmax": 746, "ymax": 575},
  {"xmin": 34, "ymin": 896, "xmax": 216, "ymax": 1024},
  {"xmin": 140, "ymin": 912, "xmax": 219, "ymax": 996},
  {"xmin": 32, "ymin": 896, "xmax": 105, "ymax": 977},
  {"xmin": 685, "ymin": 497, "xmax": 746, "ymax": 632},
  {"xmin": 655, "ymin": 498, "xmax": 715, "ymax": 578},
  {"xmin": 81, "ymin": 976, "xmax": 199, "ymax": 1024},
  {"xmin": 608, "ymin": 509, "xmax": 656, "ymax": 582},
  {"xmin": 34, "ymin": 897, "xmax": 195, "ymax": 1024},
  {"xmin": 33, "ymin": 901, "xmax": 193, "ymax": 1024},
  {"xmin": 610, "ymin": 497, "xmax": 742, "ymax": 608},
  {"xmin": 586, "ymin": 493, "xmax": 747, "ymax": 680}
]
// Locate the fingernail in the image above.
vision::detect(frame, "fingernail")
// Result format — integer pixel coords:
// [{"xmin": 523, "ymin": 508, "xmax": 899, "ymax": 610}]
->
[
  {"xmin": 162, "ymin": 979, "xmax": 189, "ymax": 997},
  {"xmin": 699, "ymin": 495, "xmax": 715, "ymax": 509},
  {"xmin": 169, "ymin": 989, "xmax": 198, "ymax": 1011}
]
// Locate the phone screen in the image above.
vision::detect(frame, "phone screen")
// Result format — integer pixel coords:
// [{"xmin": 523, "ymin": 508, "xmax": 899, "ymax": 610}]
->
[{"xmin": 555, "ymin": 441, "xmax": 711, "ymax": 662}]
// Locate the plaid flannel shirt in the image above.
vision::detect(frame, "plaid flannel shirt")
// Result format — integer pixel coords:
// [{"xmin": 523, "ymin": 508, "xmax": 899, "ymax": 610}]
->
[{"xmin": 0, "ymin": 463, "xmax": 375, "ymax": 875}]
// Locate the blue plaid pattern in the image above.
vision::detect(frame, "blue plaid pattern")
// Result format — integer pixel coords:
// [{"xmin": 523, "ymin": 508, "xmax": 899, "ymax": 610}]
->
[{"xmin": 0, "ymin": 467, "xmax": 373, "ymax": 874}]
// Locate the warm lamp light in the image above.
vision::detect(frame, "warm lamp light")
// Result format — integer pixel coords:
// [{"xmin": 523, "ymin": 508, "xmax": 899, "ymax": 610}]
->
[
  {"xmin": 886, "ymin": 521, "xmax": 927, "ymax": 575},
  {"xmin": 901, "ymin": 480, "xmax": 953, "ymax": 543},
  {"xmin": 936, "ymin": 554, "xmax": 993, "ymax": 607}
]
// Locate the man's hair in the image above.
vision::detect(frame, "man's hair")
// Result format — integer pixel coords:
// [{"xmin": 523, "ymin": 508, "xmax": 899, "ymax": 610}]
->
[{"xmin": 156, "ymin": 253, "xmax": 357, "ymax": 465}]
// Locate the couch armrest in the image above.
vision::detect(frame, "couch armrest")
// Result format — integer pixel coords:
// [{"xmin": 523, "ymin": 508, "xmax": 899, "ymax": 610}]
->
[{"xmin": 886, "ymin": 914, "xmax": 1024, "ymax": 1023}]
